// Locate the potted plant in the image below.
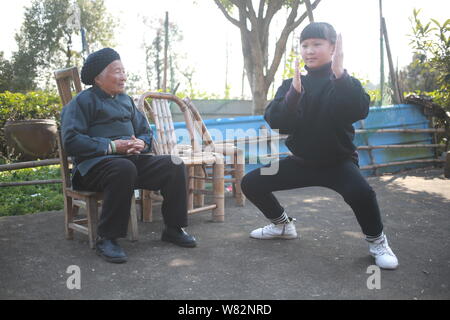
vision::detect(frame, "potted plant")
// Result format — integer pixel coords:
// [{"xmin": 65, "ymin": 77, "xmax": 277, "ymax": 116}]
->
[{"xmin": 1, "ymin": 91, "xmax": 61, "ymax": 161}]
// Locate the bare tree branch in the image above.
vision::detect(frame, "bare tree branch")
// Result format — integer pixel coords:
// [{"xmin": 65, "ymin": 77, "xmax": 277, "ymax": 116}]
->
[
  {"xmin": 262, "ymin": 0, "xmax": 285, "ymax": 37},
  {"xmin": 289, "ymin": 0, "xmax": 321, "ymax": 32},
  {"xmin": 245, "ymin": 0, "xmax": 259, "ymax": 28},
  {"xmin": 304, "ymin": 0, "xmax": 315, "ymax": 23},
  {"xmin": 257, "ymin": 0, "xmax": 265, "ymax": 19},
  {"xmin": 213, "ymin": 0, "xmax": 246, "ymax": 29},
  {"xmin": 266, "ymin": 0, "xmax": 301, "ymax": 83}
]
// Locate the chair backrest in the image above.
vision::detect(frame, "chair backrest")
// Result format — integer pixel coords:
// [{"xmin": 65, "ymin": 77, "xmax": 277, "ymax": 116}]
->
[
  {"xmin": 54, "ymin": 67, "xmax": 83, "ymax": 107},
  {"xmin": 54, "ymin": 67, "xmax": 82, "ymax": 189},
  {"xmin": 137, "ymin": 92, "xmax": 201, "ymax": 155},
  {"xmin": 56, "ymin": 132, "xmax": 72, "ymax": 189},
  {"xmin": 183, "ymin": 97, "xmax": 215, "ymax": 149}
]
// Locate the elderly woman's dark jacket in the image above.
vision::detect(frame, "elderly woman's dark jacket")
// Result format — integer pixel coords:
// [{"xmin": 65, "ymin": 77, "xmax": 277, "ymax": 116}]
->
[{"xmin": 61, "ymin": 85, "xmax": 152, "ymax": 178}]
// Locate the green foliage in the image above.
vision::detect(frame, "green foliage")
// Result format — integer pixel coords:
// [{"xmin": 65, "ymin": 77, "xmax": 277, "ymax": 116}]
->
[
  {"xmin": 224, "ymin": 84, "xmax": 231, "ymax": 99},
  {"xmin": 9, "ymin": 0, "xmax": 118, "ymax": 92},
  {"xmin": 0, "ymin": 52, "xmax": 14, "ymax": 92},
  {"xmin": 282, "ymin": 50, "xmax": 305, "ymax": 80},
  {"xmin": 0, "ymin": 91, "xmax": 61, "ymax": 161},
  {"xmin": 0, "ymin": 91, "xmax": 61, "ymax": 121},
  {"xmin": 409, "ymin": 9, "xmax": 450, "ymax": 111},
  {"xmin": 399, "ymin": 53, "xmax": 440, "ymax": 92},
  {"xmin": 0, "ymin": 166, "xmax": 63, "ymax": 216}
]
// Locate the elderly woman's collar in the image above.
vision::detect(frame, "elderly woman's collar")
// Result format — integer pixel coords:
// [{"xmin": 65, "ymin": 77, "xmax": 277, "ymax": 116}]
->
[{"xmin": 92, "ymin": 85, "xmax": 116, "ymax": 99}]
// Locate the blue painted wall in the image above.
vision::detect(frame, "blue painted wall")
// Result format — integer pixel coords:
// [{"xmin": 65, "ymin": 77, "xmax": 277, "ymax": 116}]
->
[{"xmin": 154, "ymin": 104, "xmax": 435, "ymax": 176}]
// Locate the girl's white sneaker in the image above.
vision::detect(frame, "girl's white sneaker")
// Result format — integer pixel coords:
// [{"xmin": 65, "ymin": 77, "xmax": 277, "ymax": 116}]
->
[
  {"xmin": 368, "ymin": 234, "xmax": 399, "ymax": 270},
  {"xmin": 250, "ymin": 219, "xmax": 298, "ymax": 240}
]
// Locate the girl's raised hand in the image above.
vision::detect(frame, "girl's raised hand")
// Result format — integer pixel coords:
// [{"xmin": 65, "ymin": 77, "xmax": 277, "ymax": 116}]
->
[
  {"xmin": 292, "ymin": 58, "xmax": 302, "ymax": 93},
  {"xmin": 332, "ymin": 33, "xmax": 344, "ymax": 79}
]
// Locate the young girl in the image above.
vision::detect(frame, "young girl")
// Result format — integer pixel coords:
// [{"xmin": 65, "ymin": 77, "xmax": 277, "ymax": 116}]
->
[{"xmin": 241, "ymin": 22, "xmax": 398, "ymax": 270}]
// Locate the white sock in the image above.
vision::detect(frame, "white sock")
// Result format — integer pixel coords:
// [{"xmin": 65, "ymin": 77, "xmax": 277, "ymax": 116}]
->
[
  {"xmin": 365, "ymin": 232, "xmax": 384, "ymax": 243},
  {"xmin": 270, "ymin": 211, "xmax": 290, "ymax": 225}
]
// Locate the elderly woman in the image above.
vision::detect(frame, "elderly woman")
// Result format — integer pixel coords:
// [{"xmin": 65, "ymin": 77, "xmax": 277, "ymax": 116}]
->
[{"xmin": 61, "ymin": 48, "xmax": 196, "ymax": 264}]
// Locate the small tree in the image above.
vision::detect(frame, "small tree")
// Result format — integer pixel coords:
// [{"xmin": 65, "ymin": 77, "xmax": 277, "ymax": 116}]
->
[
  {"xmin": 11, "ymin": 0, "xmax": 118, "ymax": 91},
  {"xmin": 143, "ymin": 15, "xmax": 183, "ymax": 92},
  {"xmin": 0, "ymin": 52, "xmax": 14, "ymax": 92},
  {"xmin": 408, "ymin": 9, "xmax": 450, "ymax": 110}
]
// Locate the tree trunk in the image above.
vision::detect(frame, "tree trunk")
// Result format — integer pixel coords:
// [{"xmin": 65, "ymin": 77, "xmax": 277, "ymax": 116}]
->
[{"xmin": 252, "ymin": 86, "xmax": 269, "ymax": 115}]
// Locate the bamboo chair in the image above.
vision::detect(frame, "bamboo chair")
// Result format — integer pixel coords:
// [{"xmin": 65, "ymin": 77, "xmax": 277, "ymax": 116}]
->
[
  {"xmin": 54, "ymin": 67, "xmax": 139, "ymax": 248},
  {"xmin": 182, "ymin": 97, "xmax": 245, "ymax": 206},
  {"xmin": 137, "ymin": 92, "xmax": 225, "ymax": 222}
]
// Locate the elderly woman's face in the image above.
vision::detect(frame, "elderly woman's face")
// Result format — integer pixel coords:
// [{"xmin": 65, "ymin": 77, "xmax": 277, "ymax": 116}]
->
[{"xmin": 95, "ymin": 60, "xmax": 127, "ymax": 96}]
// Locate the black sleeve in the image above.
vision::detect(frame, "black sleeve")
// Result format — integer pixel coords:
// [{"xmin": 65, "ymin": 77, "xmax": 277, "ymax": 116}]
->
[
  {"xmin": 61, "ymin": 93, "xmax": 111, "ymax": 157},
  {"xmin": 264, "ymin": 79, "xmax": 305, "ymax": 134},
  {"xmin": 129, "ymin": 96, "xmax": 153, "ymax": 153},
  {"xmin": 330, "ymin": 71, "xmax": 370, "ymax": 124}
]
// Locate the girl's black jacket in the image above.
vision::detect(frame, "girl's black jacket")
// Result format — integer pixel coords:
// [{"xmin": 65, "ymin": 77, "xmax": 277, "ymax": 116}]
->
[{"xmin": 264, "ymin": 62, "xmax": 370, "ymax": 166}]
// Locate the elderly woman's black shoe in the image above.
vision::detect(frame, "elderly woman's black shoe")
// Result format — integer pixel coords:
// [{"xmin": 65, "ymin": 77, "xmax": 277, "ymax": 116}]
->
[
  {"xmin": 161, "ymin": 227, "xmax": 197, "ymax": 248},
  {"xmin": 95, "ymin": 237, "xmax": 128, "ymax": 263}
]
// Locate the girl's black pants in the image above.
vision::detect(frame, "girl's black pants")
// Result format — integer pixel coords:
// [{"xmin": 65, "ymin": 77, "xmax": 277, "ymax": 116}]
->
[{"xmin": 241, "ymin": 156, "xmax": 383, "ymax": 237}]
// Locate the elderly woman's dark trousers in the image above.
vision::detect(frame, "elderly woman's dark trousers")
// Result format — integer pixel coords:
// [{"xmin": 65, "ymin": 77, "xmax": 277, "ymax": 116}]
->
[
  {"xmin": 241, "ymin": 157, "xmax": 384, "ymax": 237},
  {"xmin": 74, "ymin": 155, "xmax": 188, "ymax": 239}
]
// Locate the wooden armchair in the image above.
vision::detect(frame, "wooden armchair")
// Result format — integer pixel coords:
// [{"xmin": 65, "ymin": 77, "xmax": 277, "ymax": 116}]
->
[
  {"xmin": 54, "ymin": 67, "xmax": 139, "ymax": 248},
  {"xmin": 137, "ymin": 92, "xmax": 225, "ymax": 222},
  {"xmin": 183, "ymin": 97, "xmax": 245, "ymax": 206}
]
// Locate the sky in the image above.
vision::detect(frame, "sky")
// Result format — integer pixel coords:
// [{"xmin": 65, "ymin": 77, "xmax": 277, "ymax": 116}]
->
[{"xmin": 1, "ymin": 0, "xmax": 449, "ymax": 98}]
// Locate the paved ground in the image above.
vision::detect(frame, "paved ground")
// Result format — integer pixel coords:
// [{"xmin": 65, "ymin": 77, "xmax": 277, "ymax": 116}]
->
[{"xmin": 0, "ymin": 167, "xmax": 449, "ymax": 300}]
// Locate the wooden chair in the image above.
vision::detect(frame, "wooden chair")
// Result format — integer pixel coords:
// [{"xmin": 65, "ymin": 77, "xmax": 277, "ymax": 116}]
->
[
  {"xmin": 183, "ymin": 97, "xmax": 245, "ymax": 206},
  {"xmin": 56, "ymin": 133, "xmax": 138, "ymax": 248},
  {"xmin": 54, "ymin": 67, "xmax": 139, "ymax": 248},
  {"xmin": 137, "ymin": 92, "xmax": 225, "ymax": 222}
]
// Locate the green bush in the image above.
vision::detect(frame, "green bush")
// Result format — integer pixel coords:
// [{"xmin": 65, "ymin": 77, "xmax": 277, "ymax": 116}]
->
[
  {"xmin": 0, "ymin": 91, "xmax": 62, "ymax": 161},
  {"xmin": 0, "ymin": 166, "xmax": 63, "ymax": 216}
]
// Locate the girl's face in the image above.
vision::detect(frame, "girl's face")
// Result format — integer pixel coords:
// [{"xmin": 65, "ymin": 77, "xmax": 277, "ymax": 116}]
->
[{"xmin": 300, "ymin": 38, "xmax": 335, "ymax": 69}]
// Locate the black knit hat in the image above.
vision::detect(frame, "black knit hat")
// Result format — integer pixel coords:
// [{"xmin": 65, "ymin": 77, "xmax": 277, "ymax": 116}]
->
[
  {"xmin": 300, "ymin": 22, "xmax": 337, "ymax": 44},
  {"xmin": 80, "ymin": 48, "xmax": 121, "ymax": 85}
]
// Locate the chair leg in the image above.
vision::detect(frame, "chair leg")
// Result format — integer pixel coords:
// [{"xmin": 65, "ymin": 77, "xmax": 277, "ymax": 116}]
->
[
  {"xmin": 194, "ymin": 165, "xmax": 205, "ymax": 207},
  {"xmin": 234, "ymin": 150, "xmax": 245, "ymax": 206},
  {"xmin": 128, "ymin": 195, "xmax": 139, "ymax": 242},
  {"xmin": 136, "ymin": 189, "xmax": 143, "ymax": 221},
  {"xmin": 234, "ymin": 163, "xmax": 245, "ymax": 207},
  {"xmin": 212, "ymin": 157, "xmax": 225, "ymax": 222},
  {"xmin": 142, "ymin": 190, "xmax": 153, "ymax": 223},
  {"xmin": 86, "ymin": 197, "xmax": 99, "ymax": 249},
  {"xmin": 187, "ymin": 166, "xmax": 194, "ymax": 212},
  {"xmin": 64, "ymin": 196, "xmax": 74, "ymax": 240}
]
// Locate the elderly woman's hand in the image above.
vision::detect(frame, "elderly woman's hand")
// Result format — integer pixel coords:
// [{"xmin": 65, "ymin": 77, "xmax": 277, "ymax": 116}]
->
[{"xmin": 113, "ymin": 136, "xmax": 146, "ymax": 155}]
